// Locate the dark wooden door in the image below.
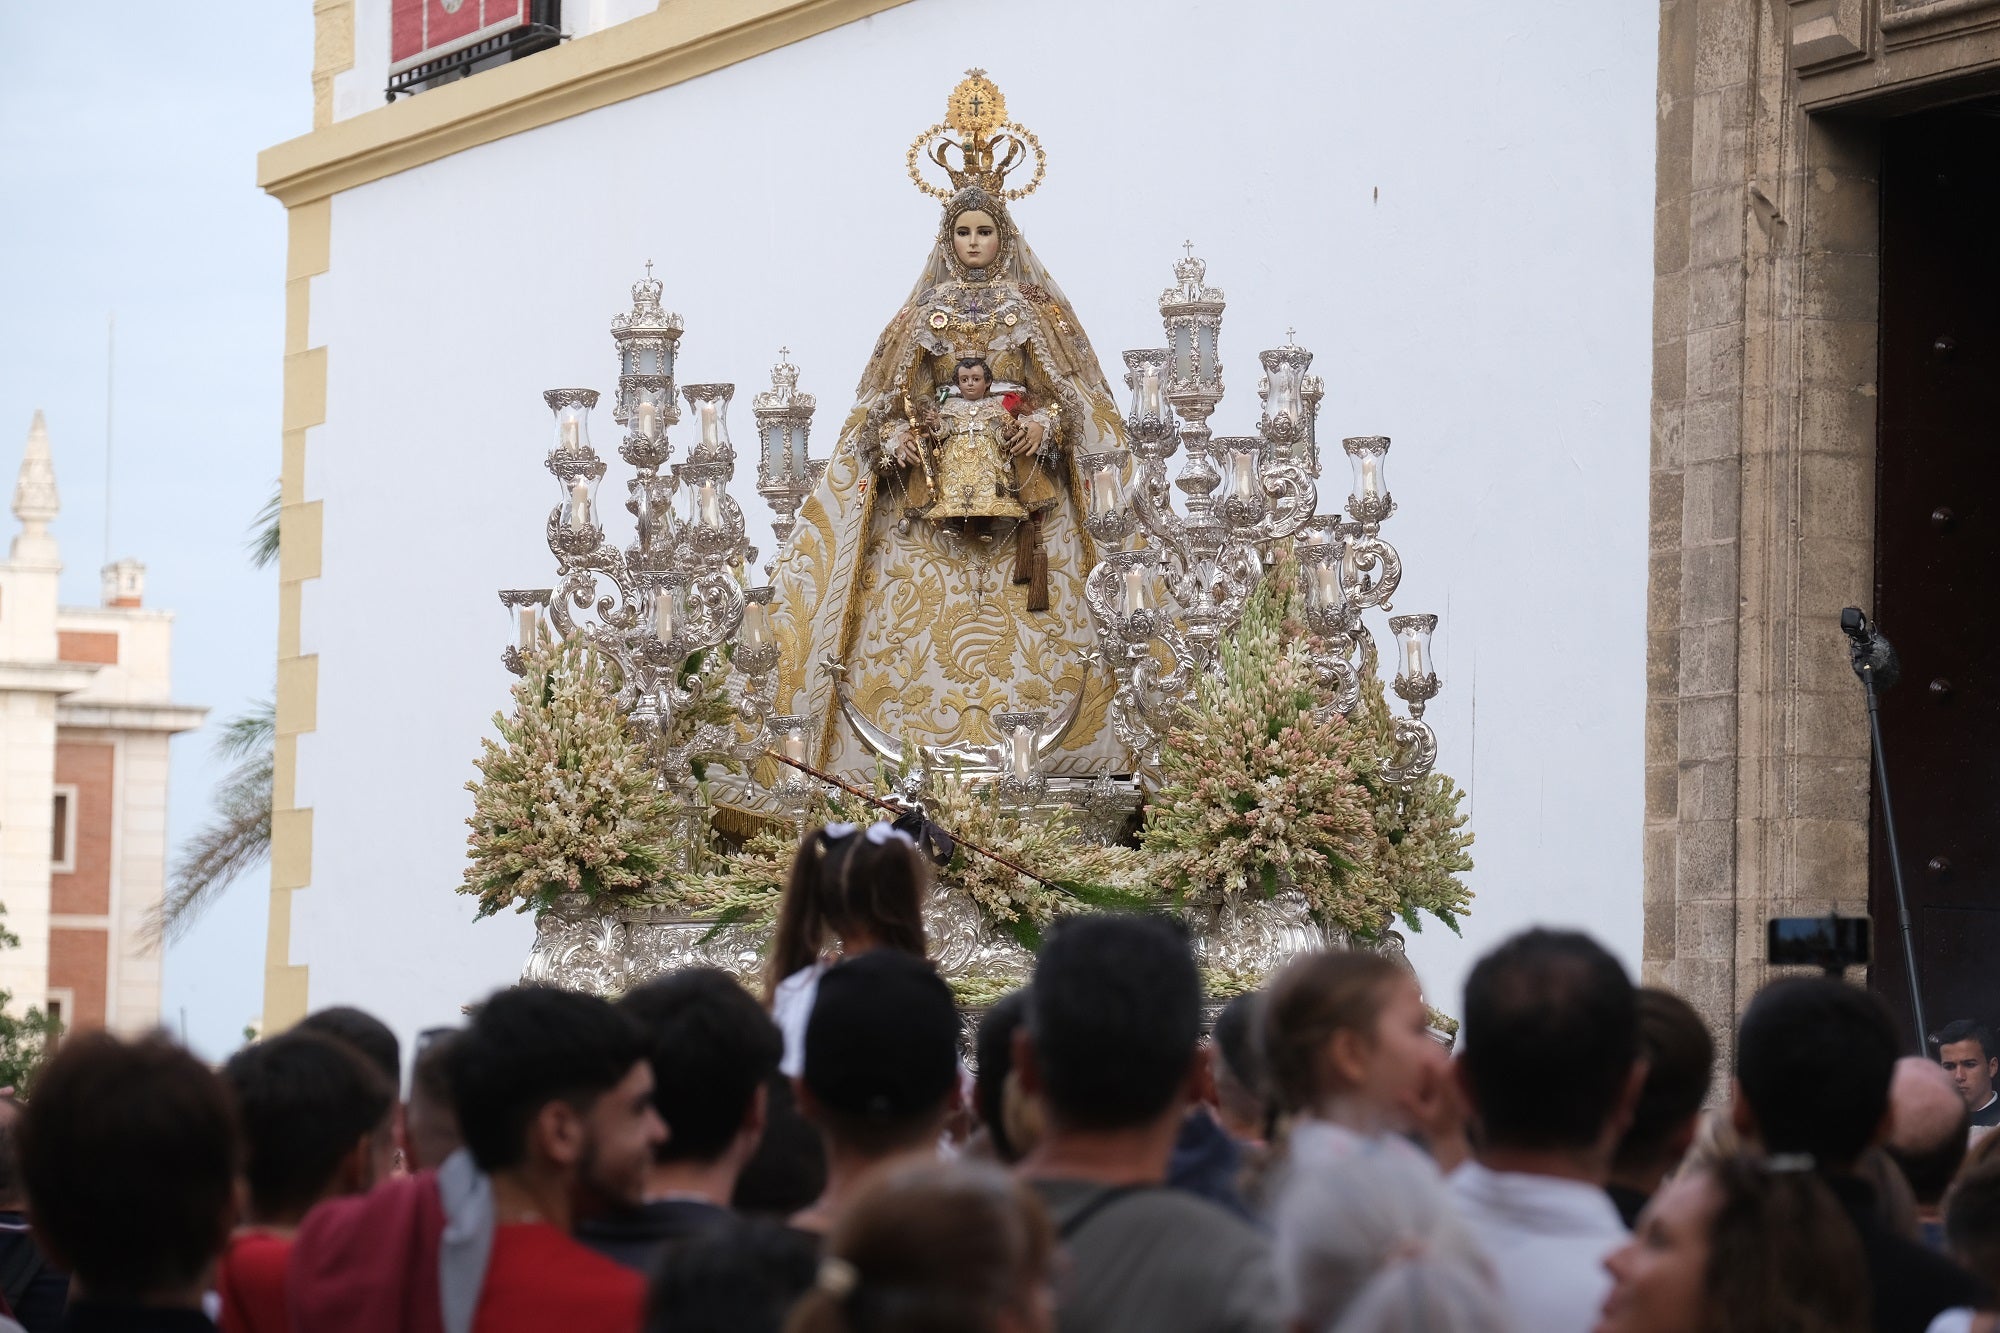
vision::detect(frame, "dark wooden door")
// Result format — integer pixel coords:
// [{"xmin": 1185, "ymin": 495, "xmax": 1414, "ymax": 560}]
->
[{"xmin": 1873, "ymin": 105, "xmax": 2000, "ymax": 1045}]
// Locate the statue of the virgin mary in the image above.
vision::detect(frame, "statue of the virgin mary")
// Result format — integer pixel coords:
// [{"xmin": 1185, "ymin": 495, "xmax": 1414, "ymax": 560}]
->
[{"xmin": 767, "ymin": 71, "xmax": 1128, "ymax": 780}]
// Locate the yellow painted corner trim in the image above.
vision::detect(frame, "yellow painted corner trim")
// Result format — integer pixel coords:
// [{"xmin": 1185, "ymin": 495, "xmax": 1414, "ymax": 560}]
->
[{"xmin": 258, "ymin": 0, "xmax": 919, "ymax": 206}]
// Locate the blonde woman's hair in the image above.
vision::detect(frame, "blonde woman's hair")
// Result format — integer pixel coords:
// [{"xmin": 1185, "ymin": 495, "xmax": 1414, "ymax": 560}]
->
[{"xmin": 783, "ymin": 1159, "xmax": 1053, "ymax": 1333}]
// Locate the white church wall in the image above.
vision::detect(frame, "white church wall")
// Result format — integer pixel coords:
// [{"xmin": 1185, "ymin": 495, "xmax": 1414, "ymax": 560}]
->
[{"xmin": 300, "ymin": 0, "xmax": 1656, "ymax": 1049}]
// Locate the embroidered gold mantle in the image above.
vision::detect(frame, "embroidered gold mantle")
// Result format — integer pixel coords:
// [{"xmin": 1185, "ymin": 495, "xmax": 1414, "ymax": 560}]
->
[{"xmin": 766, "ymin": 188, "xmax": 1128, "ymax": 780}]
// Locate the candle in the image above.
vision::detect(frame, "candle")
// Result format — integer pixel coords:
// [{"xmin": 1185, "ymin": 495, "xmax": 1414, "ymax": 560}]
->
[
  {"xmin": 569, "ymin": 479, "xmax": 591, "ymax": 530},
  {"xmin": 1011, "ymin": 726, "xmax": 1034, "ymax": 782},
  {"xmin": 1312, "ymin": 564, "xmax": 1341, "ymax": 610},
  {"xmin": 1121, "ymin": 566, "xmax": 1150, "ymax": 616},
  {"xmin": 635, "ymin": 400, "xmax": 657, "ymax": 439},
  {"xmin": 697, "ymin": 481, "xmax": 723, "ymax": 529},
  {"xmin": 740, "ymin": 603, "xmax": 772, "ymax": 652},
  {"xmin": 1140, "ymin": 368, "xmax": 1162, "ymax": 419},
  {"xmin": 700, "ymin": 402, "xmax": 720, "ymax": 449},
  {"xmin": 655, "ymin": 593, "xmax": 677, "ymax": 645},
  {"xmin": 1090, "ymin": 463, "xmax": 1122, "ymax": 518},
  {"xmin": 1229, "ymin": 449, "xmax": 1259, "ymax": 499},
  {"xmin": 560, "ymin": 419, "xmax": 580, "ymax": 451},
  {"xmin": 516, "ymin": 607, "xmax": 537, "ymax": 651},
  {"xmin": 781, "ymin": 730, "xmax": 808, "ymax": 763},
  {"xmin": 1359, "ymin": 455, "xmax": 1382, "ymax": 500},
  {"xmin": 1269, "ymin": 369, "xmax": 1298, "ymax": 421},
  {"xmin": 1404, "ymin": 633, "xmax": 1427, "ymax": 680}
]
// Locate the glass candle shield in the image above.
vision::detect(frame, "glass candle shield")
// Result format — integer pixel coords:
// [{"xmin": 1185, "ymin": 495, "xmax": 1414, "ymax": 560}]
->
[
  {"xmin": 1120, "ymin": 563, "xmax": 1152, "ymax": 616},
  {"xmin": 1125, "ymin": 350, "xmax": 1172, "ymax": 424},
  {"xmin": 691, "ymin": 478, "xmax": 724, "ymax": 531},
  {"xmin": 631, "ymin": 385, "xmax": 670, "ymax": 441},
  {"xmin": 684, "ymin": 385, "xmax": 735, "ymax": 457},
  {"xmin": 739, "ymin": 599, "xmax": 773, "ymax": 654},
  {"xmin": 502, "ymin": 597, "xmax": 547, "ymax": 652},
  {"xmin": 549, "ymin": 395, "xmax": 594, "ymax": 456},
  {"xmin": 653, "ymin": 584, "xmax": 687, "ymax": 648},
  {"xmin": 563, "ymin": 472, "xmax": 601, "ymax": 531},
  {"xmin": 1222, "ymin": 441, "xmax": 1262, "ymax": 499},
  {"xmin": 1263, "ymin": 362, "xmax": 1302, "ymax": 429},
  {"xmin": 1083, "ymin": 454, "xmax": 1126, "ymax": 519},
  {"xmin": 769, "ymin": 716, "xmax": 811, "ymax": 766},
  {"xmin": 1393, "ymin": 614, "xmax": 1436, "ymax": 682},
  {"xmin": 1010, "ymin": 724, "xmax": 1035, "ymax": 781},
  {"xmin": 1346, "ymin": 436, "xmax": 1390, "ymax": 507}
]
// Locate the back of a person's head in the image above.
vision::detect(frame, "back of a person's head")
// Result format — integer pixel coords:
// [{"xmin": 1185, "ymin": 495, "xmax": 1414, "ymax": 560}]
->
[
  {"xmin": 1273, "ymin": 1135, "xmax": 1486, "ymax": 1330},
  {"xmin": 1938, "ymin": 1018, "xmax": 1997, "ymax": 1061},
  {"xmin": 1263, "ymin": 950, "xmax": 1403, "ymax": 1114},
  {"xmin": 645, "ymin": 1219, "xmax": 820, "ymax": 1333},
  {"xmin": 622, "ymin": 968, "xmax": 782, "ymax": 1165},
  {"xmin": 1030, "ymin": 912, "xmax": 1200, "ymax": 1131},
  {"xmin": 448, "ymin": 984, "xmax": 645, "ymax": 1172},
  {"xmin": 733, "ymin": 1073, "xmax": 827, "ymax": 1219},
  {"xmin": 973, "ymin": 988, "xmax": 1031, "ymax": 1162},
  {"xmin": 1736, "ymin": 975, "xmax": 1899, "ymax": 1168},
  {"xmin": 1886, "ymin": 1055, "xmax": 1969, "ymax": 1206},
  {"xmin": 222, "ymin": 1029, "xmax": 394, "ymax": 1222},
  {"xmin": 1945, "ymin": 1159, "xmax": 2000, "ymax": 1289},
  {"xmin": 1700, "ymin": 1155, "xmax": 1870, "ymax": 1333},
  {"xmin": 767, "ymin": 822, "xmax": 931, "ymax": 997},
  {"xmin": 406, "ymin": 1028, "xmax": 464, "ymax": 1170},
  {"xmin": 1612, "ymin": 987, "xmax": 1714, "ymax": 1173},
  {"xmin": 1459, "ymin": 928, "xmax": 1636, "ymax": 1149},
  {"xmin": 784, "ymin": 1160, "xmax": 1053, "ymax": 1333},
  {"xmin": 1211, "ymin": 989, "xmax": 1272, "ymax": 1127},
  {"xmin": 1329, "ymin": 1256, "xmax": 1511, "ymax": 1333},
  {"xmin": 804, "ymin": 951, "xmax": 960, "ymax": 1158},
  {"xmin": 18, "ymin": 1032, "xmax": 238, "ymax": 1302},
  {"xmin": 294, "ymin": 1005, "xmax": 401, "ymax": 1089}
]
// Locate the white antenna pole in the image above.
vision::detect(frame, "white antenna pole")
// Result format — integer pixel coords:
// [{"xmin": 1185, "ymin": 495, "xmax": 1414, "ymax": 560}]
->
[{"xmin": 103, "ymin": 313, "xmax": 115, "ymax": 567}]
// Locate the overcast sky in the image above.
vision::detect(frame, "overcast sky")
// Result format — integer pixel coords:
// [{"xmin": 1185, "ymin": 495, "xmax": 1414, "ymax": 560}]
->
[{"xmin": 0, "ymin": 5, "xmax": 312, "ymax": 1056}]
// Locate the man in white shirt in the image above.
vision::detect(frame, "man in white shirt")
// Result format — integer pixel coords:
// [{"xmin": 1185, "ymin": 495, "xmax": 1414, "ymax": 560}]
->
[{"xmin": 1448, "ymin": 928, "xmax": 1644, "ymax": 1333}]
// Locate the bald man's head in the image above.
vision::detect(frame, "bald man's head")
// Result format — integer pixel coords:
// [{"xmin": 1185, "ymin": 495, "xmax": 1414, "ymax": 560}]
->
[{"xmin": 1888, "ymin": 1056, "xmax": 1970, "ymax": 1206}]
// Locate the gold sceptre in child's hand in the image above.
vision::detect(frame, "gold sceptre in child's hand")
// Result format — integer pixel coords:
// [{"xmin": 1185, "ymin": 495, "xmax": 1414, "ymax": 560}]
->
[{"xmin": 902, "ymin": 389, "xmax": 940, "ymax": 503}]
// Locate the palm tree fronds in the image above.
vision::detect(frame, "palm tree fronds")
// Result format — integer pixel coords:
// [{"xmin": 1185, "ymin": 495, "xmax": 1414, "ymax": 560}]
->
[
  {"xmin": 248, "ymin": 481, "xmax": 281, "ymax": 570},
  {"xmin": 145, "ymin": 698, "xmax": 275, "ymax": 948}
]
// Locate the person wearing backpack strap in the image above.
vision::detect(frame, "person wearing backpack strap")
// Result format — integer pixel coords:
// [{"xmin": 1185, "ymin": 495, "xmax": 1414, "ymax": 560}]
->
[{"xmin": 1015, "ymin": 915, "xmax": 1281, "ymax": 1333}]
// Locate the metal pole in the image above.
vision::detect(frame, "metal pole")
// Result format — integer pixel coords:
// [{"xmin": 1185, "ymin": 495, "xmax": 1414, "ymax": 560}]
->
[{"xmin": 1862, "ymin": 663, "xmax": 1929, "ymax": 1051}]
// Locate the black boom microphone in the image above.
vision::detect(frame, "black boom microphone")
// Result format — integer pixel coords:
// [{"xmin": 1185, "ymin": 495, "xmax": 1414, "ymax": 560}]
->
[
  {"xmin": 1841, "ymin": 607, "xmax": 1901, "ymax": 691},
  {"xmin": 1841, "ymin": 607, "xmax": 1925, "ymax": 1050}
]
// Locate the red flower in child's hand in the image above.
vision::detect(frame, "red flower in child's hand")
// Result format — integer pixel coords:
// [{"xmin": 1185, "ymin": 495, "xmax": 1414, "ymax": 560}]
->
[{"xmin": 1002, "ymin": 392, "xmax": 1024, "ymax": 416}]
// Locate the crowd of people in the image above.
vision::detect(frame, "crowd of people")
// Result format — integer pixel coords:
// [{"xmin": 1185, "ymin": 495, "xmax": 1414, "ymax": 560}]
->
[{"xmin": 4, "ymin": 816, "xmax": 2000, "ymax": 1333}]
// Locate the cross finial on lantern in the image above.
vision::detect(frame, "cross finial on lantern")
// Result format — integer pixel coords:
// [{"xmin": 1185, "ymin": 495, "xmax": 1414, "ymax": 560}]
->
[
  {"xmin": 1183, "ymin": 239, "xmax": 1195, "ymax": 259},
  {"xmin": 1286, "ymin": 326, "xmax": 1296, "ymax": 345}
]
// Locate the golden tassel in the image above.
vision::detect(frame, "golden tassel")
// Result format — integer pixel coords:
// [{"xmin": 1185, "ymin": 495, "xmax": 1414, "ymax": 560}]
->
[{"xmin": 1026, "ymin": 513, "xmax": 1050, "ymax": 613}]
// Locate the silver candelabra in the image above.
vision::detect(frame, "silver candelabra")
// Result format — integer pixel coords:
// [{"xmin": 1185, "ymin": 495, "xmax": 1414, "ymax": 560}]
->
[
  {"xmin": 499, "ymin": 266, "xmax": 819, "ymax": 801},
  {"xmin": 1079, "ymin": 245, "xmax": 1444, "ymax": 785}
]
